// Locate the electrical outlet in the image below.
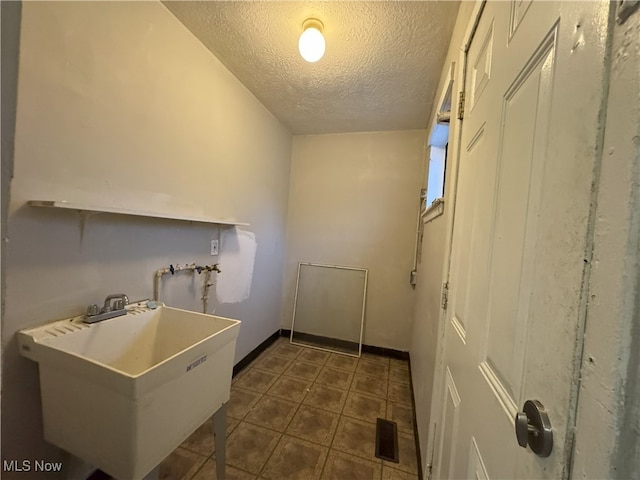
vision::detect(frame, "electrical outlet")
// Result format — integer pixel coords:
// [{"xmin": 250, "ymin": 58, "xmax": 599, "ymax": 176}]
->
[{"xmin": 210, "ymin": 240, "xmax": 219, "ymax": 256}]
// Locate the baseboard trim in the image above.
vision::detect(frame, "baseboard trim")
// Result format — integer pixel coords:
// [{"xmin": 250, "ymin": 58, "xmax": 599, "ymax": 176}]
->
[
  {"xmin": 279, "ymin": 329, "xmax": 409, "ymax": 360},
  {"xmin": 362, "ymin": 344, "xmax": 409, "ymax": 361},
  {"xmin": 232, "ymin": 330, "xmax": 281, "ymax": 377},
  {"xmin": 289, "ymin": 330, "xmax": 360, "ymax": 353},
  {"xmin": 407, "ymin": 356, "xmax": 424, "ymax": 480}
]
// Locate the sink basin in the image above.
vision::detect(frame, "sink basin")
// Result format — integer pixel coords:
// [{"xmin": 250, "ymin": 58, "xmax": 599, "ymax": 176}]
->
[{"xmin": 18, "ymin": 302, "xmax": 241, "ymax": 480}]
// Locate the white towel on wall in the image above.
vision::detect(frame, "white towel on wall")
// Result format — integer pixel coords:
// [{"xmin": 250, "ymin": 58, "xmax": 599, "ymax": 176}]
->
[{"xmin": 216, "ymin": 228, "xmax": 257, "ymax": 304}]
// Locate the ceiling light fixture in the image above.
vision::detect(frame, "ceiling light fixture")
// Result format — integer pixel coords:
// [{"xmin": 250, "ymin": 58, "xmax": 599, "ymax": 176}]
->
[{"xmin": 298, "ymin": 18, "xmax": 325, "ymax": 63}]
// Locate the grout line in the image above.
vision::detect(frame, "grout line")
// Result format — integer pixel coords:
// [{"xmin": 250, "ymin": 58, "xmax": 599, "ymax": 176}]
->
[
  {"xmin": 222, "ymin": 463, "xmax": 258, "ymax": 479},
  {"xmin": 254, "ymin": 430, "xmax": 283, "ymax": 479},
  {"xmin": 180, "ymin": 344, "xmax": 281, "ymax": 479},
  {"xmin": 254, "ymin": 346, "xmax": 309, "ymax": 479},
  {"xmin": 317, "ymin": 351, "xmax": 357, "ymax": 478},
  {"xmin": 383, "ymin": 354, "xmax": 392, "ymax": 475},
  {"xmin": 185, "ymin": 452, "xmax": 209, "ymax": 480}
]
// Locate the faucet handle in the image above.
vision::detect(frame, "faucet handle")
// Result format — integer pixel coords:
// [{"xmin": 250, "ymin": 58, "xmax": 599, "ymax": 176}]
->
[
  {"xmin": 87, "ymin": 304, "xmax": 99, "ymax": 316},
  {"xmin": 113, "ymin": 299, "xmax": 125, "ymax": 310}
]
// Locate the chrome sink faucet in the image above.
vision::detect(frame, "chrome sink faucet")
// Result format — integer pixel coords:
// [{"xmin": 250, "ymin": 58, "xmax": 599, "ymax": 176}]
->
[
  {"xmin": 103, "ymin": 293, "xmax": 129, "ymax": 311},
  {"xmin": 84, "ymin": 294, "xmax": 130, "ymax": 324}
]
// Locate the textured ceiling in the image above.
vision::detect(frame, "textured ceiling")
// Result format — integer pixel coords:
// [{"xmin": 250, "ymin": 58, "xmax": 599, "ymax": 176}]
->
[{"xmin": 163, "ymin": 1, "xmax": 460, "ymax": 134}]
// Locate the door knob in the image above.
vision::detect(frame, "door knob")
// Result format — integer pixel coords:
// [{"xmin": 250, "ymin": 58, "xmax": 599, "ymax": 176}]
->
[{"xmin": 514, "ymin": 399, "xmax": 553, "ymax": 457}]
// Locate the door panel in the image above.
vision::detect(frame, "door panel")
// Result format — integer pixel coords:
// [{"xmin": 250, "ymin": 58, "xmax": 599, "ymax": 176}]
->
[
  {"xmin": 509, "ymin": 0, "xmax": 533, "ymax": 39},
  {"xmin": 435, "ymin": 1, "xmax": 611, "ymax": 478},
  {"xmin": 467, "ymin": 438, "xmax": 489, "ymax": 480},
  {"xmin": 435, "ymin": 368, "xmax": 462, "ymax": 480},
  {"xmin": 449, "ymin": 124, "xmax": 485, "ymax": 341},
  {"xmin": 482, "ymin": 28, "xmax": 558, "ymax": 416},
  {"xmin": 470, "ymin": 22, "xmax": 494, "ymax": 111}
]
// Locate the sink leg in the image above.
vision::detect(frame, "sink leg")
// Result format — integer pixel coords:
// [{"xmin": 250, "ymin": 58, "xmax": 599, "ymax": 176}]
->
[{"xmin": 213, "ymin": 402, "xmax": 227, "ymax": 480}]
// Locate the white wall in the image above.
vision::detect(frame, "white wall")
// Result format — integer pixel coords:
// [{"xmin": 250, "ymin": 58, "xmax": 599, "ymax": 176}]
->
[
  {"xmin": 2, "ymin": 2, "xmax": 292, "ymax": 475},
  {"xmin": 409, "ymin": 1, "xmax": 475, "ymax": 470},
  {"xmin": 282, "ymin": 131, "xmax": 426, "ymax": 351}
]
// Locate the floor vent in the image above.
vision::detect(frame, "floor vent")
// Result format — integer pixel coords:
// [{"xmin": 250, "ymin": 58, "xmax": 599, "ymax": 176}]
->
[{"xmin": 375, "ymin": 418, "xmax": 399, "ymax": 463}]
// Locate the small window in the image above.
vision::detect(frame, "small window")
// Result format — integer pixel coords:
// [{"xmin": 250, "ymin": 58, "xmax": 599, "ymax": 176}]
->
[
  {"xmin": 424, "ymin": 74, "xmax": 453, "ymax": 213},
  {"xmin": 425, "ymin": 76, "xmax": 452, "ymax": 211},
  {"xmin": 426, "ymin": 143, "xmax": 448, "ymax": 207}
]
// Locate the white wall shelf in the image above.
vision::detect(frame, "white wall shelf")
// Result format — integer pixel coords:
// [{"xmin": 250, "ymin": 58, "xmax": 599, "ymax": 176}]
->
[{"xmin": 28, "ymin": 200, "xmax": 249, "ymax": 227}]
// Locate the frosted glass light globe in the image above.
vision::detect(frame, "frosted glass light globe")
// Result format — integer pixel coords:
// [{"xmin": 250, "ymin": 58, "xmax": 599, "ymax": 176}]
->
[{"xmin": 299, "ymin": 26, "xmax": 325, "ymax": 63}]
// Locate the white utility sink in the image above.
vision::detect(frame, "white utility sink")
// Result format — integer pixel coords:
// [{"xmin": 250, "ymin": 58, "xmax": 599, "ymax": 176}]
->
[{"xmin": 18, "ymin": 302, "xmax": 241, "ymax": 480}]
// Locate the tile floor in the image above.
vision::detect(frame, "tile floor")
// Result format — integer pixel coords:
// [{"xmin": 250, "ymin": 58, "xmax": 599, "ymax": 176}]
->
[{"xmin": 159, "ymin": 338, "xmax": 420, "ymax": 480}]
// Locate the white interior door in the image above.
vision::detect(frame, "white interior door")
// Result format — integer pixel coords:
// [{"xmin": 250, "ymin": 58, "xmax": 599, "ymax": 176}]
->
[{"xmin": 433, "ymin": 1, "xmax": 611, "ymax": 478}]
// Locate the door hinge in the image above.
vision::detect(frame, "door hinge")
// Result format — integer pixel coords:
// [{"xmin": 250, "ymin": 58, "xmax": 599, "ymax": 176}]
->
[
  {"xmin": 426, "ymin": 462, "xmax": 433, "ymax": 480},
  {"xmin": 457, "ymin": 91, "xmax": 465, "ymax": 120},
  {"xmin": 441, "ymin": 282, "xmax": 449, "ymax": 309}
]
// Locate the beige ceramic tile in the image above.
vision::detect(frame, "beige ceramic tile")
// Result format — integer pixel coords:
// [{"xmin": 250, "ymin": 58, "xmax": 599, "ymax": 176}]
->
[
  {"xmin": 253, "ymin": 354, "xmax": 293, "ymax": 374},
  {"xmin": 232, "ymin": 364, "xmax": 255, "ymax": 385},
  {"xmin": 316, "ymin": 366, "xmax": 355, "ymax": 390},
  {"xmin": 361, "ymin": 353, "xmax": 391, "ymax": 367},
  {"xmin": 244, "ymin": 395, "xmax": 299, "ymax": 432},
  {"xmin": 383, "ymin": 431, "xmax": 418, "ymax": 475},
  {"xmin": 160, "ymin": 347, "xmax": 420, "ymax": 480},
  {"xmin": 192, "ymin": 459, "xmax": 257, "ymax": 480},
  {"xmin": 261, "ymin": 435, "xmax": 328, "ymax": 480},
  {"xmin": 283, "ymin": 360, "xmax": 322, "ymax": 381},
  {"xmin": 387, "ymin": 381, "xmax": 412, "ymax": 406},
  {"xmin": 386, "ymin": 402, "xmax": 414, "ymax": 434},
  {"xmin": 297, "ymin": 348, "xmax": 331, "ymax": 365},
  {"xmin": 266, "ymin": 376, "xmax": 312, "ymax": 402},
  {"xmin": 325, "ymin": 353, "xmax": 358, "ymax": 372},
  {"xmin": 227, "ymin": 417, "xmax": 240, "ymax": 437},
  {"xmin": 225, "ymin": 422, "xmax": 280, "ymax": 475},
  {"xmin": 286, "ymin": 405, "xmax": 340, "ymax": 446},
  {"xmin": 227, "ymin": 387, "xmax": 262, "ymax": 420},
  {"xmin": 302, "ymin": 383, "xmax": 348, "ymax": 413},
  {"xmin": 343, "ymin": 391, "xmax": 386, "ymax": 424},
  {"xmin": 357, "ymin": 358, "xmax": 389, "ymax": 379},
  {"xmin": 321, "ymin": 450, "xmax": 382, "ymax": 480},
  {"xmin": 388, "ymin": 364, "xmax": 410, "ymax": 385},
  {"xmin": 381, "ymin": 465, "xmax": 419, "ymax": 480},
  {"xmin": 389, "ymin": 358, "xmax": 409, "ymax": 369},
  {"xmin": 351, "ymin": 373, "xmax": 388, "ymax": 398},
  {"xmin": 332, "ymin": 416, "xmax": 382, "ymax": 464},
  {"xmin": 158, "ymin": 447, "xmax": 207, "ymax": 480},
  {"xmin": 233, "ymin": 369, "xmax": 279, "ymax": 394},
  {"xmin": 271, "ymin": 341, "xmax": 304, "ymax": 359},
  {"xmin": 180, "ymin": 418, "xmax": 215, "ymax": 456}
]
